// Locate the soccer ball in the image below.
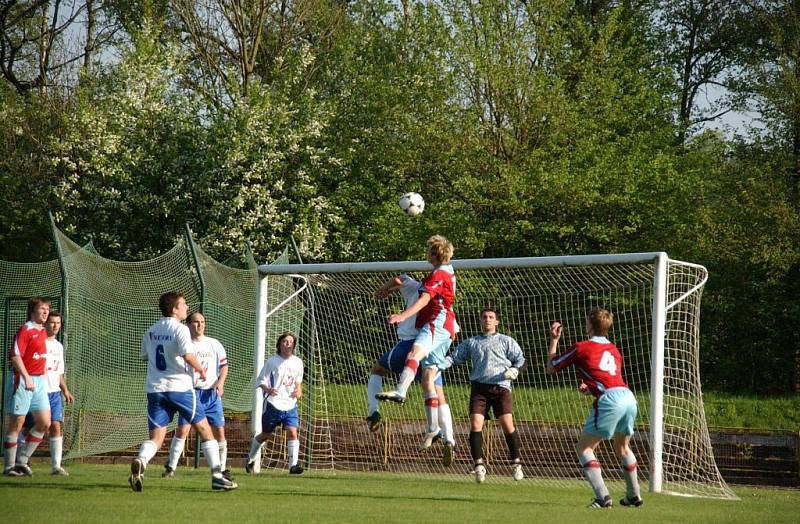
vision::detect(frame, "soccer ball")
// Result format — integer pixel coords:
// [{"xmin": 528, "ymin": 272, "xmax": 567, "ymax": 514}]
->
[{"xmin": 398, "ymin": 192, "xmax": 425, "ymax": 217}]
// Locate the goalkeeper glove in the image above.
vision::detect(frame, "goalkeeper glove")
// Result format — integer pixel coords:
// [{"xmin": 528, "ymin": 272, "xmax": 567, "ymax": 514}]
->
[{"xmin": 503, "ymin": 367, "xmax": 519, "ymax": 380}]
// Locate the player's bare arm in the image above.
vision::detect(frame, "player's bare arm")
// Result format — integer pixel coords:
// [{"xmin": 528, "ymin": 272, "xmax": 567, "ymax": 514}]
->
[
  {"xmin": 547, "ymin": 321, "xmax": 562, "ymax": 374},
  {"xmin": 291, "ymin": 383, "xmax": 303, "ymax": 399},
  {"xmin": 60, "ymin": 375, "xmax": 74, "ymax": 402},
  {"xmin": 375, "ymin": 276, "xmax": 403, "ymax": 299},
  {"xmin": 388, "ymin": 292, "xmax": 430, "ymax": 324},
  {"xmin": 10, "ymin": 355, "xmax": 34, "ymax": 390},
  {"xmin": 215, "ymin": 365, "xmax": 228, "ymax": 397},
  {"xmin": 184, "ymin": 353, "xmax": 207, "ymax": 381}
]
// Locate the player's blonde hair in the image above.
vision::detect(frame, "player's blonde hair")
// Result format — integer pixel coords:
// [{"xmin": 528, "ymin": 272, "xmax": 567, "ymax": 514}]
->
[
  {"xmin": 588, "ymin": 307, "xmax": 613, "ymax": 337},
  {"xmin": 427, "ymin": 235, "xmax": 454, "ymax": 264}
]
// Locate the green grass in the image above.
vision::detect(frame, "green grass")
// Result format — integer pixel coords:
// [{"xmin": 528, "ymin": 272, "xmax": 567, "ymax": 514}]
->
[
  {"xmin": 1, "ymin": 464, "xmax": 798, "ymax": 523},
  {"xmin": 702, "ymin": 392, "xmax": 800, "ymax": 432}
]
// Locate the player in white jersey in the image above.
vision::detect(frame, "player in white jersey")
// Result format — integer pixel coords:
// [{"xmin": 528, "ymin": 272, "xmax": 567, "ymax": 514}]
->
[
  {"xmin": 163, "ymin": 312, "xmax": 230, "ymax": 479},
  {"xmin": 245, "ymin": 332, "xmax": 305, "ymax": 475},
  {"xmin": 128, "ymin": 292, "xmax": 237, "ymax": 492},
  {"xmin": 367, "ymin": 274, "xmax": 457, "ymax": 465},
  {"xmin": 20, "ymin": 312, "xmax": 74, "ymax": 475}
]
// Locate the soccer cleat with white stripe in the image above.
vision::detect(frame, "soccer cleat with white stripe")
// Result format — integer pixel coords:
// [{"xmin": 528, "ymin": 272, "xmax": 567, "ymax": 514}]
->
[
  {"xmin": 52, "ymin": 467, "xmax": 69, "ymax": 476},
  {"xmin": 129, "ymin": 458, "xmax": 144, "ymax": 492},
  {"xmin": 588, "ymin": 496, "xmax": 613, "ymax": 509},
  {"xmin": 162, "ymin": 466, "xmax": 175, "ymax": 478},
  {"xmin": 14, "ymin": 464, "xmax": 33, "ymax": 476},
  {"xmin": 375, "ymin": 391, "xmax": 406, "ymax": 404},
  {"xmin": 3, "ymin": 468, "xmax": 23, "ymax": 477},
  {"xmin": 212, "ymin": 474, "xmax": 238, "ymax": 491},
  {"xmin": 419, "ymin": 430, "xmax": 440, "ymax": 451}
]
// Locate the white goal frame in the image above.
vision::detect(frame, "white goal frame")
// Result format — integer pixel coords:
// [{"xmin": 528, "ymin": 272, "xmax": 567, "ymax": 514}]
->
[{"xmin": 253, "ymin": 252, "xmax": 725, "ymax": 496}]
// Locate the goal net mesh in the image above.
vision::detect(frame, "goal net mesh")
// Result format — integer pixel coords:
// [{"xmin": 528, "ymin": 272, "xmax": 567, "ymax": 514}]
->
[{"xmin": 256, "ymin": 257, "xmax": 736, "ymax": 499}]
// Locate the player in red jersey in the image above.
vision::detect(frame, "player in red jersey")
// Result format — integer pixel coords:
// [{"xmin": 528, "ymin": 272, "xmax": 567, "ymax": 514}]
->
[
  {"xmin": 547, "ymin": 308, "xmax": 643, "ymax": 509},
  {"xmin": 377, "ymin": 235, "xmax": 457, "ymax": 451},
  {"xmin": 3, "ymin": 297, "xmax": 52, "ymax": 476}
]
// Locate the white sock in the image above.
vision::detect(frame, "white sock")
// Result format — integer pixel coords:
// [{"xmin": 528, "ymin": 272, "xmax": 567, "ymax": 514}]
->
[
  {"xmin": 396, "ymin": 364, "xmax": 417, "ymax": 397},
  {"xmin": 288, "ymin": 439, "xmax": 299, "ymax": 467},
  {"xmin": 218, "ymin": 440, "xmax": 227, "ymax": 470},
  {"xmin": 18, "ymin": 430, "xmax": 45, "ymax": 465},
  {"xmin": 138, "ymin": 439, "xmax": 159, "ymax": 467},
  {"xmin": 167, "ymin": 437, "xmax": 186, "ymax": 470},
  {"xmin": 438, "ymin": 403, "xmax": 455, "ymax": 444},
  {"xmin": 424, "ymin": 393, "xmax": 439, "ymax": 434},
  {"xmin": 367, "ymin": 374, "xmax": 382, "ymax": 415},
  {"xmin": 579, "ymin": 451, "xmax": 609, "ymax": 500},
  {"xmin": 247, "ymin": 437, "xmax": 264, "ymax": 462},
  {"xmin": 3, "ymin": 438, "xmax": 18, "ymax": 472},
  {"xmin": 620, "ymin": 452, "xmax": 641, "ymax": 499},
  {"xmin": 50, "ymin": 436, "xmax": 63, "ymax": 470},
  {"xmin": 201, "ymin": 439, "xmax": 221, "ymax": 475}
]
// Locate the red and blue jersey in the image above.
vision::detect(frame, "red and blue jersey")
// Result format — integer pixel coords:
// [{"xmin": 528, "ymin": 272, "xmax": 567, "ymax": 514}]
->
[
  {"xmin": 10, "ymin": 321, "xmax": 48, "ymax": 379},
  {"xmin": 550, "ymin": 336, "xmax": 628, "ymax": 400},
  {"xmin": 416, "ymin": 264, "xmax": 457, "ymax": 337}
]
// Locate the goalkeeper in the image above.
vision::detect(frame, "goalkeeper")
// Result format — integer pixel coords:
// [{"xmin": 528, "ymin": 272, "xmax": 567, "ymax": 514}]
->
[{"xmin": 442, "ymin": 308, "xmax": 525, "ymax": 483}]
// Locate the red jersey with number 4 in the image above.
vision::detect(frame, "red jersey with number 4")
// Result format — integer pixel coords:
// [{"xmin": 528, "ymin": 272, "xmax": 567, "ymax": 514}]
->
[
  {"xmin": 551, "ymin": 338, "xmax": 627, "ymax": 399},
  {"xmin": 10, "ymin": 321, "xmax": 48, "ymax": 377}
]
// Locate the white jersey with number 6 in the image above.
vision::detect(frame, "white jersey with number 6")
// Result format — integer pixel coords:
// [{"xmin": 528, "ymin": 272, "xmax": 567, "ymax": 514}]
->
[{"xmin": 141, "ymin": 317, "xmax": 195, "ymax": 393}]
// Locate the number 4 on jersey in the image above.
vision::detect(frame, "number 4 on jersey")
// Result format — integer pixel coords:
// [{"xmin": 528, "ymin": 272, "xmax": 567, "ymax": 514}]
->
[{"xmin": 599, "ymin": 350, "xmax": 617, "ymax": 376}]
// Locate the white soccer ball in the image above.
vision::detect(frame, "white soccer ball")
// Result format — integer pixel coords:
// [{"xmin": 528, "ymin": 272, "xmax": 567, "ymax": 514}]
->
[{"xmin": 398, "ymin": 192, "xmax": 425, "ymax": 217}]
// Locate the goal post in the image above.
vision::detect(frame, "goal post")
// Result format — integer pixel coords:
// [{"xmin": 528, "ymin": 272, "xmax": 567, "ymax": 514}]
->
[{"xmin": 253, "ymin": 252, "xmax": 736, "ymax": 499}]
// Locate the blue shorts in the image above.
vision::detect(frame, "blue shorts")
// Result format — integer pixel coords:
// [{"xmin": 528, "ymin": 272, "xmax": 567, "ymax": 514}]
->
[
  {"xmin": 24, "ymin": 392, "xmax": 63, "ymax": 428},
  {"xmin": 377, "ymin": 339, "xmax": 444, "ymax": 386},
  {"xmin": 583, "ymin": 387, "xmax": 637, "ymax": 439},
  {"xmin": 179, "ymin": 389, "xmax": 224, "ymax": 427},
  {"xmin": 261, "ymin": 403, "xmax": 299, "ymax": 433},
  {"xmin": 6, "ymin": 375, "xmax": 49, "ymax": 416},
  {"xmin": 415, "ymin": 324, "xmax": 452, "ymax": 370},
  {"xmin": 147, "ymin": 390, "xmax": 206, "ymax": 430}
]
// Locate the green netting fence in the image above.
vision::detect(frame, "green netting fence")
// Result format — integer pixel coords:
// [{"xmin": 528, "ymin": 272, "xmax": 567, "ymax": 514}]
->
[{"xmin": 1, "ymin": 223, "xmax": 288, "ymax": 459}]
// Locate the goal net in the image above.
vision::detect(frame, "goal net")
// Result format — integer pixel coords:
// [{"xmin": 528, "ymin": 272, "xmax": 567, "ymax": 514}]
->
[{"xmin": 254, "ymin": 253, "xmax": 737, "ymax": 499}]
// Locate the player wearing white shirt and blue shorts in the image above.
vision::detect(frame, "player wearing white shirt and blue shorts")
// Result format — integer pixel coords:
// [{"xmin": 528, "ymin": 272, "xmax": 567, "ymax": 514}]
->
[
  {"xmin": 367, "ymin": 273, "xmax": 456, "ymax": 465},
  {"xmin": 246, "ymin": 332, "xmax": 305, "ymax": 475},
  {"xmin": 163, "ymin": 312, "xmax": 230, "ymax": 479},
  {"xmin": 128, "ymin": 292, "xmax": 237, "ymax": 492}
]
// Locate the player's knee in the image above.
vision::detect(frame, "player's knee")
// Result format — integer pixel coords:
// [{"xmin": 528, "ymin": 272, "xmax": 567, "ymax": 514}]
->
[{"xmin": 50, "ymin": 422, "xmax": 62, "ymax": 437}]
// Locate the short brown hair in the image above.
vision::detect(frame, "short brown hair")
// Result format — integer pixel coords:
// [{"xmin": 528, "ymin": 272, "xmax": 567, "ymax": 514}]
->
[
  {"xmin": 276, "ymin": 331, "xmax": 297, "ymax": 354},
  {"xmin": 27, "ymin": 297, "xmax": 50, "ymax": 320},
  {"xmin": 427, "ymin": 235, "xmax": 454, "ymax": 264},
  {"xmin": 158, "ymin": 292, "xmax": 185, "ymax": 317},
  {"xmin": 588, "ymin": 308, "xmax": 613, "ymax": 337},
  {"xmin": 480, "ymin": 307, "xmax": 499, "ymax": 319}
]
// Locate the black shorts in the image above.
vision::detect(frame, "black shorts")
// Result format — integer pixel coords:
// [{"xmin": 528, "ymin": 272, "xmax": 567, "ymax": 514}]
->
[{"xmin": 469, "ymin": 382, "xmax": 513, "ymax": 419}]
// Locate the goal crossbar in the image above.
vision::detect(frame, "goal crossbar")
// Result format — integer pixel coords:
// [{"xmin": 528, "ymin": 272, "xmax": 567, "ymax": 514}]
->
[{"xmin": 257, "ymin": 252, "xmax": 665, "ymax": 275}]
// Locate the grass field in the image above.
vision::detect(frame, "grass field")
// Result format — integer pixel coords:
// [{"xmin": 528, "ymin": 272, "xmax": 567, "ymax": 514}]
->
[{"xmin": 1, "ymin": 464, "xmax": 798, "ymax": 523}]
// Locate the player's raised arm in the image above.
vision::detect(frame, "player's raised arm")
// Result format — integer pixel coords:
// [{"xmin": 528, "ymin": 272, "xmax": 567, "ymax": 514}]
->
[
  {"xmin": 547, "ymin": 321, "xmax": 562, "ymax": 374},
  {"xmin": 375, "ymin": 275, "xmax": 403, "ymax": 299}
]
